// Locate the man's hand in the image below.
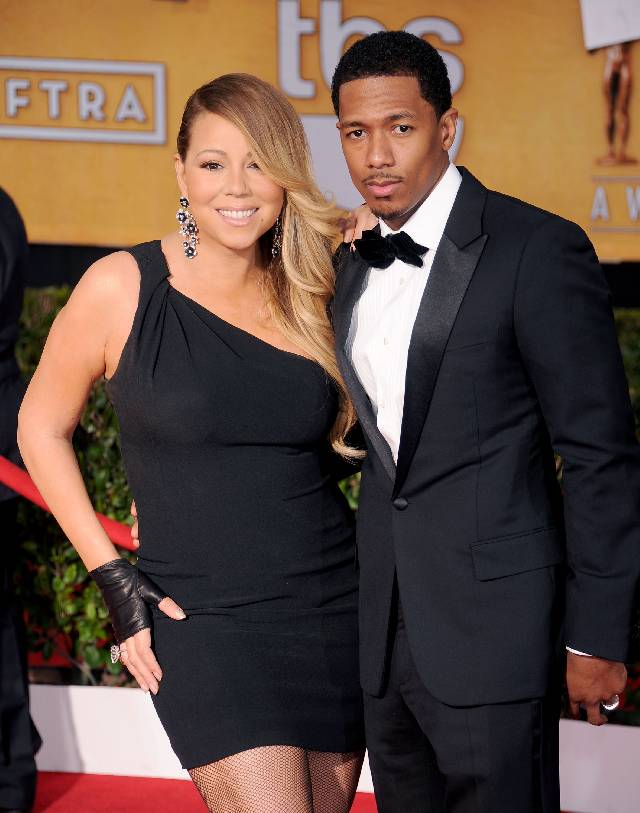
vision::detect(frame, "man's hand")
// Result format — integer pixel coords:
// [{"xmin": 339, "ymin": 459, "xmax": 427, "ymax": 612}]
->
[
  {"xmin": 130, "ymin": 499, "xmax": 139, "ymax": 549},
  {"xmin": 566, "ymin": 651, "xmax": 627, "ymax": 725}
]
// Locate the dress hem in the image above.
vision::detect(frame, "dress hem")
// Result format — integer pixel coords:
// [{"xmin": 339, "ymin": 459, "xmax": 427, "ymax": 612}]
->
[{"xmin": 178, "ymin": 729, "xmax": 366, "ymax": 770}]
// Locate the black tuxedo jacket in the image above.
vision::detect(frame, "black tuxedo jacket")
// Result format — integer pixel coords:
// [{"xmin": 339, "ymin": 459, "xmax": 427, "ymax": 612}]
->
[{"xmin": 333, "ymin": 168, "xmax": 640, "ymax": 704}]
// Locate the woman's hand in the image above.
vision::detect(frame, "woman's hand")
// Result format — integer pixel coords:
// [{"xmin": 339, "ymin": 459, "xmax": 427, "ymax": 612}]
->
[
  {"xmin": 130, "ymin": 499, "xmax": 139, "ymax": 549},
  {"xmin": 339, "ymin": 204, "xmax": 378, "ymax": 244},
  {"xmin": 90, "ymin": 558, "xmax": 185, "ymax": 694},
  {"xmin": 118, "ymin": 593, "xmax": 186, "ymax": 693},
  {"xmin": 118, "ymin": 626, "xmax": 165, "ymax": 695}
]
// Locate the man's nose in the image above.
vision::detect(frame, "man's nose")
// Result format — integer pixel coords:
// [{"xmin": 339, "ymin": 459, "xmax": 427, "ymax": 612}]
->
[{"xmin": 366, "ymin": 132, "xmax": 394, "ymax": 169}]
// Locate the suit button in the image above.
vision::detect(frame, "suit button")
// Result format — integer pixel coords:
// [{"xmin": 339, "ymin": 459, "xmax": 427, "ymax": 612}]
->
[{"xmin": 393, "ymin": 497, "xmax": 408, "ymax": 510}]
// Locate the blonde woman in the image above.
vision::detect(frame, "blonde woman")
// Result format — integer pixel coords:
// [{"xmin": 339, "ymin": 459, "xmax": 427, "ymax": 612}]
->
[{"xmin": 18, "ymin": 75, "xmax": 365, "ymax": 812}]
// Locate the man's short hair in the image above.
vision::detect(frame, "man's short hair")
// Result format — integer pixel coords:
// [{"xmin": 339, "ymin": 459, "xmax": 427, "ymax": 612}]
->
[{"xmin": 331, "ymin": 30, "xmax": 452, "ymax": 119}]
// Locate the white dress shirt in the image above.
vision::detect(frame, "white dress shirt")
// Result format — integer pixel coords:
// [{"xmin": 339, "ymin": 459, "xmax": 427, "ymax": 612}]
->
[{"xmin": 347, "ymin": 162, "xmax": 462, "ymax": 463}]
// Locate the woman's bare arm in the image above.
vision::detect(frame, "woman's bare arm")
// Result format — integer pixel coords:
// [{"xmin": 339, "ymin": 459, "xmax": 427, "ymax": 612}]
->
[
  {"xmin": 18, "ymin": 252, "xmax": 184, "ymax": 693},
  {"xmin": 18, "ymin": 253, "xmax": 134, "ymax": 569}
]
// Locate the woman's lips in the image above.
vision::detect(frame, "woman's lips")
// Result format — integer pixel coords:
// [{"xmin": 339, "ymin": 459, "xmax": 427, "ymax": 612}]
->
[{"xmin": 216, "ymin": 207, "xmax": 259, "ymax": 226}]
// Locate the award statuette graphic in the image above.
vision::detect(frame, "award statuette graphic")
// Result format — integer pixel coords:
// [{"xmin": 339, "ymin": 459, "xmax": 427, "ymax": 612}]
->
[
  {"xmin": 597, "ymin": 43, "xmax": 636, "ymax": 166},
  {"xmin": 579, "ymin": 0, "xmax": 640, "ymax": 166}
]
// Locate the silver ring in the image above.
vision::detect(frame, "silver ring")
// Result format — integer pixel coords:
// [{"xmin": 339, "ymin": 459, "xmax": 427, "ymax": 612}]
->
[
  {"xmin": 601, "ymin": 694, "xmax": 620, "ymax": 712},
  {"xmin": 110, "ymin": 644, "xmax": 128, "ymax": 664}
]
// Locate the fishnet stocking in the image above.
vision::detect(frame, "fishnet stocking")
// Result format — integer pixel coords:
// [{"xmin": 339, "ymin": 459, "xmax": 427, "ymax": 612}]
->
[
  {"xmin": 308, "ymin": 749, "xmax": 365, "ymax": 813},
  {"xmin": 188, "ymin": 745, "xmax": 364, "ymax": 813}
]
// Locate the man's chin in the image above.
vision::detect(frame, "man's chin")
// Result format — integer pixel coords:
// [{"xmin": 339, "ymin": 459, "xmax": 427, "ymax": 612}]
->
[{"xmin": 370, "ymin": 204, "xmax": 407, "ymax": 223}]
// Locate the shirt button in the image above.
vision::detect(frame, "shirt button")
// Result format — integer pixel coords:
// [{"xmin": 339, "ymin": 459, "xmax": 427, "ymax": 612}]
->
[
  {"xmin": 383, "ymin": 337, "xmax": 389, "ymax": 346},
  {"xmin": 393, "ymin": 497, "xmax": 408, "ymax": 510},
  {"xmin": 399, "ymin": 278, "xmax": 406, "ymax": 285}
]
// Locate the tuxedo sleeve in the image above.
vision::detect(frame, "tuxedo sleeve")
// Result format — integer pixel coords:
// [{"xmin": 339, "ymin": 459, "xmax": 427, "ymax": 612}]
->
[{"xmin": 514, "ymin": 215, "xmax": 640, "ymax": 662}]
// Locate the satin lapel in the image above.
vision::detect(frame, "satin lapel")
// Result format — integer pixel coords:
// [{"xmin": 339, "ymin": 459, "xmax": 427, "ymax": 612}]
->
[
  {"xmin": 393, "ymin": 168, "xmax": 488, "ymax": 498},
  {"xmin": 334, "ymin": 246, "xmax": 396, "ymax": 482},
  {"xmin": 333, "ymin": 245, "xmax": 368, "ymax": 352}
]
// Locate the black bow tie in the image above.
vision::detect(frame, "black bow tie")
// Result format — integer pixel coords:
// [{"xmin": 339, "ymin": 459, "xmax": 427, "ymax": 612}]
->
[{"xmin": 354, "ymin": 228, "xmax": 428, "ymax": 269}]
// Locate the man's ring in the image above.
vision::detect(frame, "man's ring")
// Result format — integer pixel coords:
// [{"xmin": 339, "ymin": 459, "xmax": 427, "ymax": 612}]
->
[
  {"xmin": 110, "ymin": 644, "xmax": 128, "ymax": 664},
  {"xmin": 602, "ymin": 694, "xmax": 620, "ymax": 712}
]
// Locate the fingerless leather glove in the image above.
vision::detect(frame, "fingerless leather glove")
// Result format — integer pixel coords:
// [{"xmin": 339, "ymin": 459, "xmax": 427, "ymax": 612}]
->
[{"xmin": 90, "ymin": 558, "xmax": 168, "ymax": 643}]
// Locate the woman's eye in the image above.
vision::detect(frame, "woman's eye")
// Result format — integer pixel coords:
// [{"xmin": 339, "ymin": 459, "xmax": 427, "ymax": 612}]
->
[
  {"xmin": 201, "ymin": 161, "xmax": 222, "ymax": 171},
  {"xmin": 248, "ymin": 162, "xmax": 261, "ymax": 170}
]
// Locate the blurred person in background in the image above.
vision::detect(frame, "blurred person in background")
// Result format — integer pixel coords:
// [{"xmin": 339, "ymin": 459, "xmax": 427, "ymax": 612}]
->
[{"xmin": 0, "ymin": 188, "xmax": 41, "ymax": 813}]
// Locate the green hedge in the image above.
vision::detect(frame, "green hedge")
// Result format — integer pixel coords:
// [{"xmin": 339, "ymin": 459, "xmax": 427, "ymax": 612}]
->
[{"xmin": 12, "ymin": 289, "xmax": 640, "ymax": 719}]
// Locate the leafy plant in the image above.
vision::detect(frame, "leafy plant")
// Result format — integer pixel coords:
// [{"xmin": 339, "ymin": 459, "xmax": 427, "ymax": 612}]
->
[{"xmin": 339, "ymin": 473, "xmax": 360, "ymax": 510}]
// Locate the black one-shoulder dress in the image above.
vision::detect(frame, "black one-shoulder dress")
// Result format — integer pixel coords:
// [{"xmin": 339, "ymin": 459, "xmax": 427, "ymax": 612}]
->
[{"xmin": 106, "ymin": 241, "xmax": 364, "ymax": 768}]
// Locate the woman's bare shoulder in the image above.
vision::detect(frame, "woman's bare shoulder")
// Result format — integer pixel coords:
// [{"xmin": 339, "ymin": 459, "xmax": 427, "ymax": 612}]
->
[
  {"xmin": 53, "ymin": 250, "xmax": 142, "ymax": 355},
  {"xmin": 72, "ymin": 250, "xmax": 140, "ymax": 306}
]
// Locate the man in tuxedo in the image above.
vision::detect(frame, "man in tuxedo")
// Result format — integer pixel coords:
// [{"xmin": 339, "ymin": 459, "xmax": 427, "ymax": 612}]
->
[
  {"xmin": 0, "ymin": 188, "xmax": 40, "ymax": 813},
  {"xmin": 331, "ymin": 31, "xmax": 640, "ymax": 812}
]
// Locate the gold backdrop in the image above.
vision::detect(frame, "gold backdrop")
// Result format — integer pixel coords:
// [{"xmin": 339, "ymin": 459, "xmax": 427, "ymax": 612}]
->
[{"xmin": 1, "ymin": 0, "xmax": 638, "ymax": 260}]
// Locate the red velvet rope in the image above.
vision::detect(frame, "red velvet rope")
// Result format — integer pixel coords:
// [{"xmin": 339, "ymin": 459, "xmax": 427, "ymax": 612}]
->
[{"xmin": 0, "ymin": 454, "xmax": 135, "ymax": 551}]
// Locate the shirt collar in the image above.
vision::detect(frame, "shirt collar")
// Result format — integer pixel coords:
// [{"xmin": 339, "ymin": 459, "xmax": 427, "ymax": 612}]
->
[{"xmin": 379, "ymin": 163, "xmax": 462, "ymax": 252}]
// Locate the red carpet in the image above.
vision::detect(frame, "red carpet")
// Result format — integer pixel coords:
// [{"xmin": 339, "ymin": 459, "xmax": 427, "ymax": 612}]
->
[{"xmin": 33, "ymin": 772, "xmax": 378, "ymax": 812}]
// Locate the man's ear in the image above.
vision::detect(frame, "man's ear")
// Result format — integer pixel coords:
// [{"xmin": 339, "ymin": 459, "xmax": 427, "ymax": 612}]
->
[{"xmin": 440, "ymin": 108, "xmax": 458, "ymax": 152}]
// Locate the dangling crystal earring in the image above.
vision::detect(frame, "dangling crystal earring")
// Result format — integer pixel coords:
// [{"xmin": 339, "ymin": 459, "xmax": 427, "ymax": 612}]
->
[
  {"xmin": 271, "ymin": 215, "xmax": 282, "ymax": 259},
  {"xmin": 176, "ymin": 197, "xmax": 199, "ymax": 259}
]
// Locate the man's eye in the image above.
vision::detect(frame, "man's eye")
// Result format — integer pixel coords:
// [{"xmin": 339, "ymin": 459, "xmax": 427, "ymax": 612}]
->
[
  {"xmin": 394, "ymin": 125, "xmax": 411, "ymax": 134},
  {"xmin": 348, "ymin": 130, "xmax": 365, "ymax": 139}
]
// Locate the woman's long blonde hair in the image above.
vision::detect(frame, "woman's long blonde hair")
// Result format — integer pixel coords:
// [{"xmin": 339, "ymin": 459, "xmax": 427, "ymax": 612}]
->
[{"xmin": 177, "ymin": 74, "xmax": 361, "ymax": 459}]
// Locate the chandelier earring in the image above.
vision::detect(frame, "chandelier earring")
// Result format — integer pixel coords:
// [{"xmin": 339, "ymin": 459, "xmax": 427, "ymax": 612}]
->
[
  {"xmin": 271, "ymin": 215, "xmax": 282, "ymax": 259},
  {"xmin": 176, "ymin": 196, "xmax": 199, "ymax": 259}
]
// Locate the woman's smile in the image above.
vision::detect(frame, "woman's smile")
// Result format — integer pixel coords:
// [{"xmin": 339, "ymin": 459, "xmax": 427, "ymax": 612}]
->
[{"xmin": 215, "ymin": 206, "xmax": 259, "ymax": 226}]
